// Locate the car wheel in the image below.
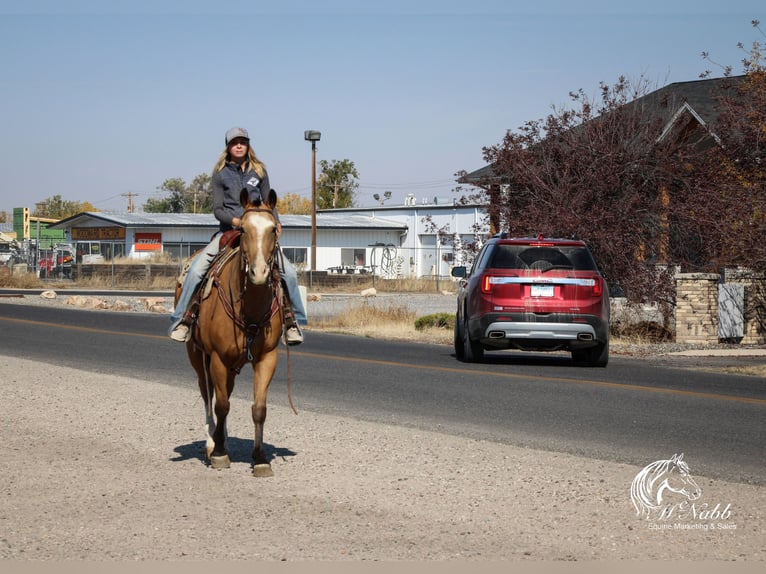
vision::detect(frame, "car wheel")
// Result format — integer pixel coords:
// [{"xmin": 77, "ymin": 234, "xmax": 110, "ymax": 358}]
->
[
  {"xmin": 572, "ymin": 341, "xmax": 609, "ymax": 367},
  {"xmin": 454, "ymin": 312, "xmax": 465, "ymax": 361},
  {"xmin": 462, "ymin": 316, "xmax": 484, "ymax": 363}
]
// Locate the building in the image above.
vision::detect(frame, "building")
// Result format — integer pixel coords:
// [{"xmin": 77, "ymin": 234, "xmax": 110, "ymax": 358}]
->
[{"xmin": 48, "ymin": 196, "xmax": 488, "ymax": 278}]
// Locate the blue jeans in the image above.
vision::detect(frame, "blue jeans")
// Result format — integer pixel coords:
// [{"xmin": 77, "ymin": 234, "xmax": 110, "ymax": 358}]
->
[
  {"xmin": 169, "ymin": 235, "xmax": 307, "ymax": 335},
  {"xmin": 280, "ymin": 255, "xmax": 307, "ymax": 325}
]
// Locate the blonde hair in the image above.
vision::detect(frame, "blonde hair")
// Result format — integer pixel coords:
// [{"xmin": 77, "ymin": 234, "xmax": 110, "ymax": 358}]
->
[{"xmin": 213, "ymin": 145, "xmax": 265, "ymax": 177}]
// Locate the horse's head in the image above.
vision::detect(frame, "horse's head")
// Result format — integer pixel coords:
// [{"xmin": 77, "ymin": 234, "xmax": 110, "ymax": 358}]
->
[
  {"xmin": 662, "ymin": 453, "xmax": 702, "ymax": 501},
  {"xmin": 239, "ymin": 188, "xmax": 278, "ymax": 285},
  {"xmin": 631, "ymin": 453, "xmax": 702, "ymax": 517}
]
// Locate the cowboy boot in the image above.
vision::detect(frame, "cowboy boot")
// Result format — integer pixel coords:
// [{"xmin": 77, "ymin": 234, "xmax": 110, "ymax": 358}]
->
[{"xmin": 282, "ymin": 292, "xmax": 303, "ymax": 345}]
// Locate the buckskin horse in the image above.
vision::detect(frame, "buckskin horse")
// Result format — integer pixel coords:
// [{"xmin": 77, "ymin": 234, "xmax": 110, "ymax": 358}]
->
[{"xmin": 176, "ymin": 188, "xmax": 288, "ymax": 477}]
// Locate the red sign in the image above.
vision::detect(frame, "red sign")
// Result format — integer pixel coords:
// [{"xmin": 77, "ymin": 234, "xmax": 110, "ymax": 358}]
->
[{"xmin": 134, "ymin": 232, "xmax": 162, "ymax": 251}]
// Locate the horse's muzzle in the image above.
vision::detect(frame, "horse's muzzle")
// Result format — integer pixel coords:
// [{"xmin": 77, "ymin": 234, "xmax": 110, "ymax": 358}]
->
[{"xmin": 246, "ymin": 262, "xmax": 272, "ymax": 285}]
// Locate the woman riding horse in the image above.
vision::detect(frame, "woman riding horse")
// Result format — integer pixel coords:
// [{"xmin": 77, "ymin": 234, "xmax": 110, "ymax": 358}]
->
[
  {"xmin": 180, "ymin": 187, "xmax": 286, "ymax": 476},
  {"xmin": 169, "ymin": 126, "xmax": 306, "ymax": 344}
]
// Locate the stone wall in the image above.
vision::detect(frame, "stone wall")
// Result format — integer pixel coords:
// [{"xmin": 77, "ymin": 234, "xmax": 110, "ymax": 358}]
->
[
  {"xmin": 675, "ymin": 273, "xmax": 720, "ymax": 344},
  {"xmin": 674, "ymin": 270, "xmax": 766, "ymax": 345}
]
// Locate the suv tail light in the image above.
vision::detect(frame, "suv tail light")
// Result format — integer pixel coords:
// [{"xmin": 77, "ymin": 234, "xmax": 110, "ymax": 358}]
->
[
  {"xmin": 481, "ymin": 274, "xmax": 492, "ymax": 293},
  {"xmin": 592, "ymin": 278, "xmax": 603, "ymax": 297}
]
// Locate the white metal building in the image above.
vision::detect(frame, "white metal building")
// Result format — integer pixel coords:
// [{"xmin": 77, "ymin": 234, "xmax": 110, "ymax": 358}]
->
[{"xmin": 50, "ymin": 196, "xmax": 489, "ymax": 278}]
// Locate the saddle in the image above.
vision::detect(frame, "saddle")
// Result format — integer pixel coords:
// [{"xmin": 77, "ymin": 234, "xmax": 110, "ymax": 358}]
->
[
  {"xmin": 174, "ymin": 231, "xmax": 243, "ymax": 323},
  {"xmin": 177, "ymin": 230, "xmax": 289, "ymax": 327}
]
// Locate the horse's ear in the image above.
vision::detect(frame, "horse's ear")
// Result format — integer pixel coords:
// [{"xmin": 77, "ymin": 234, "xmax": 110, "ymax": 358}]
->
[
  {"xmin": 240, "ymin": 188, "xmax": 250, "ymax": 209},
  {"xmin": 267, "ymin": 188, "xmax": 277, "ymax": 210}
]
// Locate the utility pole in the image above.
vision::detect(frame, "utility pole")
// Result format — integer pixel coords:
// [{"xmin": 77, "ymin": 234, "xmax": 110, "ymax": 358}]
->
[
  {"xmin": 330, "ymin": 181, "xmax": 344, "ymax": 208},
  {"xmin": 121, "ymin": 192, "xmax": 138, "ymax": 213}
]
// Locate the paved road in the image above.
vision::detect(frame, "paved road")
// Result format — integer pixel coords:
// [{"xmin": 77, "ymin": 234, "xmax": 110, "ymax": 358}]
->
[{"xmin": 1, "ymin": 303, "xmax": 764, "ymax": 485}]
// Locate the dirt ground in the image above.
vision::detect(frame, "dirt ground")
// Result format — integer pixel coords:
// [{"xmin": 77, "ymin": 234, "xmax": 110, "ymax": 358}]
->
[{"xmin": 0, "ymin": 354, "xmax": 764, "ymax": 562}]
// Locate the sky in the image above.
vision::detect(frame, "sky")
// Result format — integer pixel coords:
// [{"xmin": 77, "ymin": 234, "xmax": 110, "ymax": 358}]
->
[{"xmin": 0, "ymin": 0, "xmax": 762, "ymax": 214}]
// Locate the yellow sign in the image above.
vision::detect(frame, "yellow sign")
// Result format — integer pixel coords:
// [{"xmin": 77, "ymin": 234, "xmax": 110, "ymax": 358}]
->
[{"xmin": 72, "ymin": 227, "xmax": 126, "ymax": 240}]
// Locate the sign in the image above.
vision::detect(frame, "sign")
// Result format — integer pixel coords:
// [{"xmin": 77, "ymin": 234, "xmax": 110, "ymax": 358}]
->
[
  {"xmin": 134, "ymin": 232, "xmax": 162, "ymax": 251},
  {"xmin": 72, "ymin": 227, "xmax": 126, "ymax": 240}
]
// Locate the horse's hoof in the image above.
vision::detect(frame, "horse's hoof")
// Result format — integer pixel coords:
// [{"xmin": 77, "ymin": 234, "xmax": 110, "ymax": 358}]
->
[
  {"xmin": 209, "ymin": 454, "xmax": 231, "ymax": 469},
  {"xmin": 252, "ymin": 463, "xmax": 274, "ymax": 478}
]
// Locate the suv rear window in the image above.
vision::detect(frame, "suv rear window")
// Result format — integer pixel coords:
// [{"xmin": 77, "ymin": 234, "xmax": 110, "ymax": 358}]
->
[{"xmin": 487, "ymin": 244, "xmax": 598, "ymax": 271}]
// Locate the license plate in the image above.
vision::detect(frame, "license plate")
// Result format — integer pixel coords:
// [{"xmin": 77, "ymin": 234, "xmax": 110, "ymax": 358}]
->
[{"xmin": 531, "ymin": 284, "xmax": 554, "ymax": 297}]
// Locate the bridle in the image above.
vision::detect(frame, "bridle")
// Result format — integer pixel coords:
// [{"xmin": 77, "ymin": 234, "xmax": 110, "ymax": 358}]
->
[
  {"xmin": 239, "ymin": 206, "xmax": 279, "ymax": 274},
  {"xmin": 213, "ymin": 206, "xmax": 281, "ymax": 343}
]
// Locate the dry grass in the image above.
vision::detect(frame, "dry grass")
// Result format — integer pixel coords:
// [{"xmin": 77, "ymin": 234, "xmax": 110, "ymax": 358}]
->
[
  {"xmin": 308, "ymin": 300, "xmax": 453, "ymax": 344},
  {"xmin": 716, "ymin": 364, "xmax": 766, "ymax": 377},
  {"xmin": 313, "ymin": 277, "xmax": 458, "ymax": 295},
  {"xmin": 0, "ymin": 270, "xmax": 43, "ymax": 289}
]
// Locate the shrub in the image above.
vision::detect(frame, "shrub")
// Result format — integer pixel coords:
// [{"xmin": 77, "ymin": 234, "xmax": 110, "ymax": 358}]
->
[{"xmin": 414, "ymin": 313, "xmax": 454, "ymax": 331}]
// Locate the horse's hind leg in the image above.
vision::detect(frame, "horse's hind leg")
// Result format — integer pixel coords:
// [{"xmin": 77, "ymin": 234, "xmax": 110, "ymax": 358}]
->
[{"xmin": 187, "ymin": 347, "xmax": 217, "ymax": 460}]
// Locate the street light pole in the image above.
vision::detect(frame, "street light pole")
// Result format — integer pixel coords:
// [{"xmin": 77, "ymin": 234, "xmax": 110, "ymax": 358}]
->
[{"xmin": 304, "ymin": 130, "xmax": 321, "ymax": 271}]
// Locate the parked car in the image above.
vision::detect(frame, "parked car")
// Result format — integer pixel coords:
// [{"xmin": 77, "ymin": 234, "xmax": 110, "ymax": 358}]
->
[{"xmin": 451, "ymin": 234, "xmax": 610, "ymax": 367}]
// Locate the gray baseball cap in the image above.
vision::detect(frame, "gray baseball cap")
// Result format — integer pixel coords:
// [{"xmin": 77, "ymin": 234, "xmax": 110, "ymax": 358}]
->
[{"xmin": 225, "ymin": 127, "xmax": 249, "ymax": 145}]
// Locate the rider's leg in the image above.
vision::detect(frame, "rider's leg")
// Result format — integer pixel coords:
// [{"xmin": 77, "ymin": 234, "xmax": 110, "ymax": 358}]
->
[
  {"xmin": 279, "ymin": 254, "xmax": 306, "ymax": 345},
  {"xmin": 169, "ymin": 235, "xmax": 220, "ymax": 340},
  {"xmin": 280, "ymin": 256, "xmax": 306, "ymax": 325}
]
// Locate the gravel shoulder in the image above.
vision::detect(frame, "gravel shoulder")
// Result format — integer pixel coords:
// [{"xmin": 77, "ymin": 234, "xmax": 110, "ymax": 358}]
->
[
  {"xmin": 0, "ymin": 291, "xmax": 764, "ymax": 561},
  {"xmin": 1, "ymin": 356, "xmax": 764, "ymax": 561}
]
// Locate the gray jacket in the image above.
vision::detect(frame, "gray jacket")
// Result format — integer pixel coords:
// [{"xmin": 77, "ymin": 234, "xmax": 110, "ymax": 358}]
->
[{"xmin": 211, "ymin": 161, "xmax": 279, "ymax": 232}]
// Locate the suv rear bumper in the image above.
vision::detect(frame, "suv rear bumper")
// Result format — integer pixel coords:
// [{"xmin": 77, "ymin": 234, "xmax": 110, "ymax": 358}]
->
[{"xmin": 471, "ymin": 313, "xmax": 608, "ymax": 350}]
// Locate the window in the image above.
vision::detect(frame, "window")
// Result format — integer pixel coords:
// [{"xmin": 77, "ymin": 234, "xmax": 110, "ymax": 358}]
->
[
  {"xmin": 282, "ymin": 247, "xmax": 307, "ymax": 267},
  {"xmin": 340, "ymin": 248, "xmax": 366, "ymax": 266}
]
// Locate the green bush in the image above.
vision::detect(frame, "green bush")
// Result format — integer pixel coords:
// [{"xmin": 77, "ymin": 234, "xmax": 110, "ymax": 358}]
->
[{"xmin": 414, "ymin": 312, "xmax": 454, "ymax": 331}]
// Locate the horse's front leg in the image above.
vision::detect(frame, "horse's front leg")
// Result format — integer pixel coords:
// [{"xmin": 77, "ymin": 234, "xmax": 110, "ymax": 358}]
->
[
  {"xmin": 207, "ymin": 353, "xmax": 234, "ymax": 469},
  {"xmin": 251, "ymin": 349, "xmax": 278, "ymax": 477}
]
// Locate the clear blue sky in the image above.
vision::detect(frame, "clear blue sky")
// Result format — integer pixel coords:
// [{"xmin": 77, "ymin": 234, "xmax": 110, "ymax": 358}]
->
[{"xmin": 0, "ymin": 0, "xmax": 761, "ymax": 214}]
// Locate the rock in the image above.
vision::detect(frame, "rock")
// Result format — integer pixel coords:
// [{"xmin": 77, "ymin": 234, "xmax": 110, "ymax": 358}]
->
[
  {"xmin": 111, "ymin": 300, "xmax": 134, "ymax": 312},
  {"xmin": 66, "ymin": 295, "xmax": 108, "ymax": 309},
  {"xmin": 140, "ymin": 297, "xmax": 166, "ymax": 311},
  {"xmin": 40, "ymin": 290, "xmax": 57, "ymax": 299},
  {"xmin": 360, "ymin": 287, "xmax": 377, "ymax": 298}
]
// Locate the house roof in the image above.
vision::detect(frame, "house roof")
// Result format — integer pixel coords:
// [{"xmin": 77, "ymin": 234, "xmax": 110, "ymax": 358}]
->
[
  {"xmin": 461, "ymin": 75, "xmax": 746, "ymax": 185},
  {"xmin": 48, "ymin": 211, "xmax": 407, "ymax": 231}
]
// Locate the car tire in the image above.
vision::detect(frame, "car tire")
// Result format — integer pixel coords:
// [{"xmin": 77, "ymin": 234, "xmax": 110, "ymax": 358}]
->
[
  {"xmin": 572, "ymin": 341, "xmax": 609, "ymax": 367},
  {"xmin": 462, "ymin": 316, "xmax": 484, "ymax": 363},
  {"xmin": 454, "ymin": 311, "xmax": 465, "ymax": 361}
]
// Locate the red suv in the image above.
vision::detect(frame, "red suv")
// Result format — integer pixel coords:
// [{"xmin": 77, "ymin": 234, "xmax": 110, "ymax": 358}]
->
[{"xmin": 451, "ymin": 234, "xmax": 610, "ymax": 367}]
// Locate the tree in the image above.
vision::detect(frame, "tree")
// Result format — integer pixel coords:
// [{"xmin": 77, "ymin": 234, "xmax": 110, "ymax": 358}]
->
[
  {"xmin": 472, "ymin": 75, "xmax": 679, "ymax": 305},
  {"xmin": 143, "ymin": 175, "xmax": 213, "ymax": 213},
  {"xmin": 278, "ymin": 192, "xmax": 312, "ymax": 215},
  {"xmin": 688, "ymin": 20, "xmax": 766, "ymax": 273},
  {"xmin": 189, "ymin": 173, "xmax": 213, "ymax": 213},
  {"xmin": 317, "ymin": 159, "xmax": 359, "ymax": 209},
  {"xmin": 33, "ymin": 195, "xmax": 99, "ymax": 219},
  {"xmin": 462, "ymin": 20, "xmax": 766, "ymax": 305}
]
